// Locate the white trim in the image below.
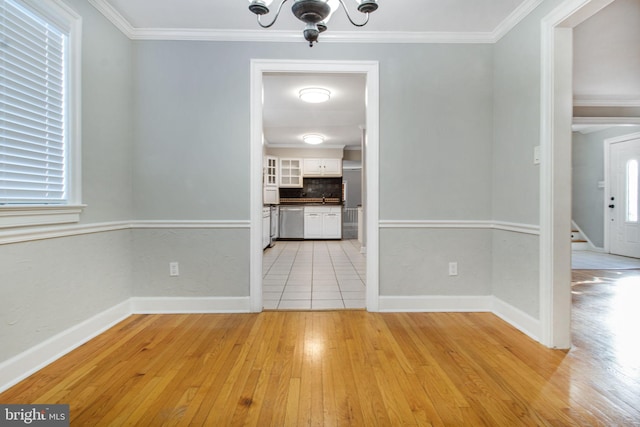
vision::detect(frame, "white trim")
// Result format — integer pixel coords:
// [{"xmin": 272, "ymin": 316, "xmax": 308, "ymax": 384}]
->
[
  {"xmin": 0, "ymin": 220, "xmax": 251, "ymax": 245},
  {"xmin": 131, "ymin": 297, "xmax": 251, "ymax": 314},
  {"xmin": 250, "ymin": 59, "xmax": 380, "ymax": 314},
  {"xmin": 0, "ymin": 300, "xmax": 131, "ymax": 393},
  {"xmin": 87, "ymin": 0, "xmax": 539, "ymax": 44},
  {"xmin": 492, "ymin": 0, "xmax": 545, "ymax": 42},
  {"xmin": 0, "ymin": 220, "xmax": 129, "ymax": 245},
  {"xmin": 491, "ymin": 297, "xmax": 542, "ymax": 343},
  {"xmin": 379, "ymin": 220, "xmax": 540, "ymax": 235},
  {"xmin": 379, "ymin": 295, "xmax": 493, "ymax": 312},
  {"xmin": 379, "ymin": 295, "xmax": 542, "ymax": 344},
  {"xmin": 0, "ymin": 293, "xmax": 541, "ymax": 394},
  {"xmin": 86, "ymin": 0, "xmax": 136, "ymax": 37},
  {"xmin": 0, "ymin": 205, "xmax": 85, "ymax": 229}
]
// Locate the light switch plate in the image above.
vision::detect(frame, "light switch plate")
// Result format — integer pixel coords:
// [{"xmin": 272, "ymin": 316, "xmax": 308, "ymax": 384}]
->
[{"xmin": 533, "ymin": 145, "xmax": 541, "ymax": 165}]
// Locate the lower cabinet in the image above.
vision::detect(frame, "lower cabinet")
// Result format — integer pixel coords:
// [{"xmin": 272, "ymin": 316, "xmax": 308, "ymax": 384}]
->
[{"xmin": 304, "ymin": 206, "xmax": 342, "ymax": 239}]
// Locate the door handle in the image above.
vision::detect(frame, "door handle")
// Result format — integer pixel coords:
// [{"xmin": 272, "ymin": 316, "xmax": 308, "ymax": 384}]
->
[{"xmin": 609, "ymin": 204, "xmax": 615, "ymax": 208}]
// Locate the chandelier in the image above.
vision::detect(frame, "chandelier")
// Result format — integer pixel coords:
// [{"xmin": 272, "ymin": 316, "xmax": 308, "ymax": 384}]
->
[{"xmin": 248, "ymin": 0, "xmax": 379, "ymax": 47}]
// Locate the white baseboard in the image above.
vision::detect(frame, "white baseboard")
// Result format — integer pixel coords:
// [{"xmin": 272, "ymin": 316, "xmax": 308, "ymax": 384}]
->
[
  {"xmin": 0, "ymin": 300, "xmax": 131, "ymax": 393},
  {"xmin": 0, "ymin": 294, "xmax": 540, "ymax": 394},
  {"xmin": 379, "ymin": 295, "xmax": 493, "ymax": 312},
  {"xmin": 131, "ymin": 296, "xmax": 252, "ymax": 313},
  {"xmin": 491, "ymin": 297, "xmax": 541, "ymax": 343},
  {"xmin": 379, "ymin": 295, "xmax": 541, "ymax": 343}
]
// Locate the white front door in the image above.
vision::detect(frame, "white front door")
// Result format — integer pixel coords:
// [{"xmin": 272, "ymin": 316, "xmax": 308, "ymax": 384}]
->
[{"xmin": 609, "ymin": 137, "xmax": 640, "ymax": 258}]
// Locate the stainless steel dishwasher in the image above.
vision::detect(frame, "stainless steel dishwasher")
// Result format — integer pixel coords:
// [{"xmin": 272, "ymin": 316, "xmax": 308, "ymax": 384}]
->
[{"xmin": 279, "ymin": 206, "xmax": 304, "ymax": 239}]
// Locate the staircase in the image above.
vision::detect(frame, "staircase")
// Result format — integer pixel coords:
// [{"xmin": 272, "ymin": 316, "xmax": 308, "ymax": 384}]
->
[{"xmin": 571, "ymin": 228, "xmax": 590, "ymax": 250}]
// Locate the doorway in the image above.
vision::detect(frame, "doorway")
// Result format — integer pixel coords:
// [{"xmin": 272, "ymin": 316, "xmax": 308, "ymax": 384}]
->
[
  {"xmin": 541, "ymin": 0, "xmax": 616, "ymax": 348},
  {"xmin": 249, "ymin": 60, "xmax": 380, "ymax": 312}
]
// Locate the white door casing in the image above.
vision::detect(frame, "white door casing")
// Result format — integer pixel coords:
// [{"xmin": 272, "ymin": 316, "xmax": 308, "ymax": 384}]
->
[
  {"xmin": 249, "ymin": 59, "xmax": 380, "ymax": 313},
  {"xmin": 541, "ymin": 0, "xmax": 615, "ymax": 349}
]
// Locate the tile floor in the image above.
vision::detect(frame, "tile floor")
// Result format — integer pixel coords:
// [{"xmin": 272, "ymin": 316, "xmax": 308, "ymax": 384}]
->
[{"xmin": 262, "ymin": 239, "xmax": 366, "ymax": 310}]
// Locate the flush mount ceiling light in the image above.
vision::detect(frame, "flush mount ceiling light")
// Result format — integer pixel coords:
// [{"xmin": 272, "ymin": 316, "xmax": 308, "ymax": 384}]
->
[
  {"xmin": 303, "ymin": 134, "xmax": 324, "ymax": 145},
  {"xmin": 248, "ymin": 0, "xmax": 379, "ymax": 47},
  {"xmin": 299, "ymin": 87, "xmax": 331, "ymax": 103}
]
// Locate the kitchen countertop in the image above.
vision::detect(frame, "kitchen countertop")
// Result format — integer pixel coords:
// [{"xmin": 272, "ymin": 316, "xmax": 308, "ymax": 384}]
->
[{"xmin": 279, "ymin": 197, "xmax": 342, "ymax": 205}]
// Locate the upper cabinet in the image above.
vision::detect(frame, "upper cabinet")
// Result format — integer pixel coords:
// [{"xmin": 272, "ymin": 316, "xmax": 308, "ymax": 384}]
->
[
  {"xmin": 263, "ymin": 155, "xmax": 279, "ymax": 204},
  {"xmin": 302, "ymin": 158, "xmax": 342, "ymax": 177},
  {"xmin": 264, "ymin": 156, "xmax": 278, "ymax": 187},
  {"xmin": 279, "ymin": 158, "xmax": 303, "ymax": 187}
]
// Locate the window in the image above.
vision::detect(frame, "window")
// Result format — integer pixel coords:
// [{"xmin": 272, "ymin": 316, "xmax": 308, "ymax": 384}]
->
[
  {"xmin": 0, "ymin": 0, "xmax": 82, "ymax": 227},
  {"xmin": 627, "ymin": 159, "xmax": 638, "ymax": 223}
]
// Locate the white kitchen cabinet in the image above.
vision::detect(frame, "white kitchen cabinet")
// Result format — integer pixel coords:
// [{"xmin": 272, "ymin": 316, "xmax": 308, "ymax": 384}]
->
[
  {"xmin": 264, "ymin": 156, "xmax": 278, "ymax": 186},
  {"xmin": 322, "ymin": 210, "xmax": 341, "ymax": 238},
  {"xmin": 262, "ymin": 207, "xmax": 271, "ymax": 249},
  {"xmin": 302, "ymin": 158, "xmax": 342, "ymax": 177},
  {"xmin": 263, "ymin": 186, "xmax": 278, "ymax": 205},
  {"xmin": 304, "ymin": 211, "xmax": 323, "ymax": 239},
  {"xmin": 280, "ymin": 158, "xmax": 303, "ymax": 187},
  {"xmin": 263, "ymin": 156, "xmax": 279, "ymax": 204},
  {"xmin": 304, "ymin": 206, "xmax": 342, "ymax": 239}
]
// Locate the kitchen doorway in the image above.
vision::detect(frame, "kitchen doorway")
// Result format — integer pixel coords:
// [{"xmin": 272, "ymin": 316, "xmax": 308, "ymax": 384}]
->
[{"xmin": 249, "ymin": 60, "xmax": 379, "ymax": 312}]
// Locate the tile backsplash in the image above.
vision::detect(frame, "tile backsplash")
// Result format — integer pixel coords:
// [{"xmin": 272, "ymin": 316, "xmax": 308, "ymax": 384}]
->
[{"xmin": 280, "ymin": 178, "xmax": 342, "ymax": 199}]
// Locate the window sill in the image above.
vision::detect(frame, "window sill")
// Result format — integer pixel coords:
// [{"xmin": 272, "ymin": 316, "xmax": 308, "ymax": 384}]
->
[{"xmin": 0, "ymin": 205, "xmax": 86, "ymax": 229}]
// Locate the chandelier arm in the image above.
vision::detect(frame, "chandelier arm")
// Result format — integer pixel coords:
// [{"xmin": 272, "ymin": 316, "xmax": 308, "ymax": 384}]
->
[
  {"xmin": 336, "ymin": 0, "xmax": 370, "ymax": 27},
  {"xmin": 255, "ymin": 0, "xmax": 290, "ymax": 29}
]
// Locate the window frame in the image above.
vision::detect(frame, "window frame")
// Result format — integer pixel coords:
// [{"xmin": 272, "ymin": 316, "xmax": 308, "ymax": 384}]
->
[{"xmin": 0, "ymin": 0, "xmax": 83, "ymax": 228}]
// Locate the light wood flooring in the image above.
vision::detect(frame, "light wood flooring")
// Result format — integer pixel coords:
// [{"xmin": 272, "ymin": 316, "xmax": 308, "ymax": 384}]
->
[{"xmin": 0, "ymin": 270, "xmax": 639, "ymax": 425}]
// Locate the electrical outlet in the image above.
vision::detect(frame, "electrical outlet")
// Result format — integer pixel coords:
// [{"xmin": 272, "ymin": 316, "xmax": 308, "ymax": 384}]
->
[
  {"xmin": 448, "ymin": 262, "xmax": 458, "ymax": 276},
  {"xmin": 169, "ymin": 262, "xmax": 179, "ymax": 277}
]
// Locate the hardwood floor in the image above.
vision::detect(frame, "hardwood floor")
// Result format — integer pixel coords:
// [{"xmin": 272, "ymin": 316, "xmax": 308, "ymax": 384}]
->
[{"xmin": 1, "ymin": 273, "xmax": 639, "ymax": 425}]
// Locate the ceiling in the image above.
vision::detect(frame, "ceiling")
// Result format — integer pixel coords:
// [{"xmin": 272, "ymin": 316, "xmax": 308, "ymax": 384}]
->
[
  {"xmin": 96, "ymin": 0, "xmax": 533, "ymax": 37},
  {"xmin": 263, "ymin": 72, "xmax": 366, "ymax": 148}
]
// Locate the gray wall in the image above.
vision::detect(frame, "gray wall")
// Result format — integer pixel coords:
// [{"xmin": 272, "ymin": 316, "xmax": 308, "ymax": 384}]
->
[
  {"xmin": 130, "ymin": 41, "xmax": 496, "ymax": 298},
  {"xmin": 0, "ymin": 0, "xmax": 134, "ymax": 362},
  {"xmin": 572, "ymin": 126, "xmax": 640, "ymax": 248},
  {"xmin": 490, "ymin": 0, "xmax": 559, "ymax": 318}
]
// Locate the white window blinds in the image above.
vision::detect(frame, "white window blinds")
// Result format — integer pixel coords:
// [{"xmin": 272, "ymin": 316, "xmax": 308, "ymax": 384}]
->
[{"xmin": 1, "ymin": 0, "xmax": 67, "ymax": 205}]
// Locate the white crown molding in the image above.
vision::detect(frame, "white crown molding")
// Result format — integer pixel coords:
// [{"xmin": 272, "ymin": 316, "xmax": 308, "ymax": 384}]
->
[
  {"xmin": 87, "ymin": 0, "xmax": 543, "ymax": 44},
  {"xmin": 87, "ymin": 0, "xmax": 136, "ymax": 37},
  {"xmin": 492, "ymin": 0, "xmax": 545, "ymax": 42}
]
